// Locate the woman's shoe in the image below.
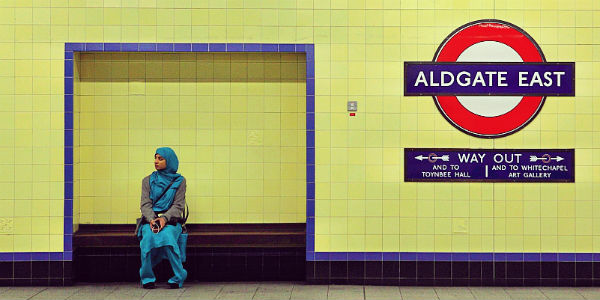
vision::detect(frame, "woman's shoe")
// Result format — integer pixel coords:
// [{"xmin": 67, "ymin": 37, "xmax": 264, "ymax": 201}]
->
[
  {"xmin": 142, "ymin": 282, "xmax": 155, "ymax": 289},
  {"xmin": 168, "ymin": 282, "xmax": 179, "ymax": 289}
]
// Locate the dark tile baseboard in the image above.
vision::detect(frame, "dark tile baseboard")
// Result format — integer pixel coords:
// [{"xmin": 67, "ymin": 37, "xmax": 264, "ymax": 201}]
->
[
  {"xmin": 306, "ymin": 261, "xmax": 600, "ymax": 286},
  {"xmin": 74, "ymin": 247, "xmax": 305, "ymax": 282},
  {"xmin": 0, "ymin": 261, "xmax": 72, "ymax": 286}
]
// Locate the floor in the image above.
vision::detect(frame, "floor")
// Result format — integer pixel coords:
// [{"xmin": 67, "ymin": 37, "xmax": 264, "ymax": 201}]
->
[{"xmin": 1, "ymin": 282, "xmax": 600, "ymax": 300}]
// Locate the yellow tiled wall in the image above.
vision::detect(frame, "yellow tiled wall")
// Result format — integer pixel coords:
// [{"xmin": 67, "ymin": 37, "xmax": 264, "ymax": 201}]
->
[
  {"xmin": 0, "ymin": 0, "xmax": 598, "ymax": 253},
  {"xmin": 73, "ymin": 52, "xmax": 306, "ymax": 225}
]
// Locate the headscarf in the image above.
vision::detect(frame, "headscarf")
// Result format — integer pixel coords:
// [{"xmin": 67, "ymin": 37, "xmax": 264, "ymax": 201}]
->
[{"xmin": 149, "ymin": 147, "xmax": 184, "ymax": 212}]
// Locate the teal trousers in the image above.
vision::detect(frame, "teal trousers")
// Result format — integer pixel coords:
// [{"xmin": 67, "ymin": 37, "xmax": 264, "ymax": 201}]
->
[{"xmin": 139, "ymin": 245, "xmax": 187, "ymax": 287}]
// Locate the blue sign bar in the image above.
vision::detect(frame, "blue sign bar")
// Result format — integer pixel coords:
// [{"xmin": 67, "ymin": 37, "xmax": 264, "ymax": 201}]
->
[
  {"xmin": 404, "ymin": 62, "xmax": 575, "ymax": 96},
  {"xmin": 404, "ymin": 148, "xmax": 574, "ymax": 182}
]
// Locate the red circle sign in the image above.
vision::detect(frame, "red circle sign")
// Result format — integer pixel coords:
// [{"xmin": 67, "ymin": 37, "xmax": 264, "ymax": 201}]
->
[{"xmin": 433, "ymin": 20, "xmax": 546, "ymax": 138}]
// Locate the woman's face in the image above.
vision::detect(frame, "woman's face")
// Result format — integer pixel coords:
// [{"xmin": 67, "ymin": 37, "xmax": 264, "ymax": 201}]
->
[{"xmin": 154, "ymin": 154, "xmax": 167, "ymax": 170}]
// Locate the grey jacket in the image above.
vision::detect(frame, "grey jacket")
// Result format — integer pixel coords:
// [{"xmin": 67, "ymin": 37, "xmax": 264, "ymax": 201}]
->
[{"xmin": 140, "ymin": 175, "xmax": 186, "ymax": 223}]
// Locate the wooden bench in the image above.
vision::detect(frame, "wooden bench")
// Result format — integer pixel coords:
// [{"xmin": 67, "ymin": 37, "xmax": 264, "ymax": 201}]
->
[{"xmin": 73, "ymin": 223, "xmax": 306, "ymax": 282}]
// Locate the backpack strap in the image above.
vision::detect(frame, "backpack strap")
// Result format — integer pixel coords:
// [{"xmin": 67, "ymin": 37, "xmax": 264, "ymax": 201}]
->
[
  {"xmin": 153, "ymin": 177, "xmax": 177, "ymax": 203},
  {"xmin": 182, "ymin": 202, "xmax": 189, "ymax": 225}
]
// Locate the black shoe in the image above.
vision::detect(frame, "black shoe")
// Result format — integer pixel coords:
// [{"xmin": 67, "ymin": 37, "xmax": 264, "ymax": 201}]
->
[
  {"xmin": 142, "ymin": 282, "xmax": 155, "ymax": 289},
  {"xmin": 168, "ymin": 282, "xmax": 179, "ymax": 289}
]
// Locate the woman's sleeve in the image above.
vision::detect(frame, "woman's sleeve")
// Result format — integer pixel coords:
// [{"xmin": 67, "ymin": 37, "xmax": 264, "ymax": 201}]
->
[
  {"xmin": 140, "ymin": 176, "xmax": 156, "ymax": 222},
  {"xmin": 163, "ymin": 177, "xmax": 186, "ymax": 223}
]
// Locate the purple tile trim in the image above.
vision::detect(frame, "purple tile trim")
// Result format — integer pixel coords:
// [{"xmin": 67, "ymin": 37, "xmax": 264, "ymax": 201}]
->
[
  {"xmin": 306, "ymin": 60, "xmax": 315, "ymax": 78},
  {"xmin": 104, "ymin": 43, "xmax": 121, "ymax": 51},
  {"xmin": 559, "ymin": 253, "xmax": 576, "ymax": 262},
  {"xmin": 306, "ymin": 46, "xmax": 314, "ymax": 61},
  {"xmin": 64, "ymin": 95, "xmax": 73, "ymax": 113},
  {"xmin": 330, "ymin": 252, "xmax": 347, "ymax": 261},
  {"xmin": 32, "ymin": 252, "xmax": 50, "ymax": 261},
  {"xmin": 157, "ymin": 43, "xmax": 174, "ymax": 51},
  {"xmin": 594, "ymin": 253, "xmax": 600, "ymax": 261},
  {"xmin": 306, "ymin": 234, "xmax": 314, "ymax": 251},
  {"xmin": 64, "ymin": 147, "xmax": 73, "ymax": 164},
  {"xmin": 49, "ymin": 252, "xmax": 63, "ymax": 260},
  {"xmin": 400, "ymin": 252, "xmax": 417, "ymax": 261},
  {"xmin": 243, "ymin": 43, "xmax": 261, "ymax": 52},
  {"xmin": 226, "ymin": 43, "xmax": 243, "ymax": 52},
  {"xmin": 306, "ymin": 251, "xmax": 315, "ymax": 261},
  {"xmin": 542, "ymin": 253, "xmax": 558, "ymax": 261},
  {"xmin": 471, "ymin": 253, "xmax": 494, "ymax": 261},
  {"xmin": 64, "ymin": 130, "xmax": 73, "ymax": 147},
  {"xmin": 64, "ymin": 78, "xmax": 73, "ymax": 94},
  {"xmin": 365, "ymin": 252, "xmax": 382, "ymax": 261},
  {"xmin": 64, "ymin": 217, "xmax": 73, "ymax": 234},
  {"xmin": 494, "ymin": 253, "xmax": 507, "ymax": 261},
  {"xmin": 174, "ymin": 43, "xmax": 191, "ymax": 52},
  {"xmin": 417, "ymin": 252, "xmax": 435, "ymax": 261},
  {"xmin": 349, "ymin": 252, "xmax": 365, "ymax": 261},
  {"xmin": 64, "ymin": 113, "xmax": 73, "ymax": 130},
  {"xmin": 122, "ymin": 43, "xmax": 139, "ymax": 51},
  {"xmin": 192, "ymin": 43, "xmax": 208, "ymax": 52},
  {"xmin": 315, "ymin": 252, "xmax": 329, "ymax": 261},
  {"xmin": 306, "ymin": 95, "xmax": 315, "ymax": 112},
  {"xmin": 0, "ymin": 253, "xmax": 12, "ymax": 260},
  {"xmin": 295, "ymin": 44, "xmax": 306, "ymax": 52},
  {"xmin": 306, "ymin": 148, "xmax": 315, "ymax": 165},
  {"xmin": 14, "ymin": 253, "xmax": 31, "ymax": 261},
  {"xmin": 306, "ymin": 200, "xmax": 315, "ymax": 217},
  {"xmin": 306, "ymin": 217, "xmax": 314, "ymax": 233},
  {"xmin": 64, "ymin": 182, "xmax": 73, "ymax": 199},
  {"xmin": 435, "ymin": 252, "xmax": 452, "ymax": 261},
  {"xmin": 576, "ymin": 253, "xmax": 593, "ymax": 262},
  {"xmin": 65, "ymin": 43, "xmax": 84, "ymax": 51},
  {"xmin": 506, "ymin": 253, "xmax": 524, "ymax": 261},
  {"xmin": 307, "ymin": 183, "xmax": 315, "ymax": 200},
  {"xmin": 262, "ymin": 44, "xmax": 278, "ymax": 52},
  {"xmin": 64, "ymin": 251, "xmax": 72, "ymax": 260},
  {"xmin": 64, "ymin": 200, "xmax": 72, "ymax": 216},
  {"xmin": 306, "ymin": 78, "xmax": 314, "ymax": 95},
  {"xmin": 306, "ymin": 130, "xmax": 315, "ymax": 148},
  {"xmin": 64, "ymin": 51, "xmax": 73, "ymax": 59},
  {"xmin": 279, "ymin": 44, "xmax": 295, "ymax": 52},
  {"xmin": 450, "ymin": 253, "xmax": 469, "ymax": 261},
  {"xmin": 209, "ymin": 43, "xmax": 226, "ymax": 52},
  {"xmin": 383, "ymin": 252, "xmax": 400, "ymax": 261},
  {"xmin": 139, "ymin": 43, "xmax": 157, "ymax": 51},
  {"xmin": 64, "ymin": 60, "xmax": 73, "ymax": 77},
  {"xmin": 85, "ymin": 43, "xmax": 103, "ymax": 51},
  {"xmin": 306, "ymin": 165, "xmax": 315, "ymax": 183},
  {"xmin": 64, "ymin": 235, "xmax": 72, "ymax": 251},
  {"xmin": 524, "ymin": 253, "xmax": 541, "ymax": 261},
  {"xmin": 306, "ymin": 113, "xmax": 314, "ymax": 130}
]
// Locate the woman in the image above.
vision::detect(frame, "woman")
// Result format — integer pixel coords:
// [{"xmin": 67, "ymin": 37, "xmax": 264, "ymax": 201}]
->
[{"xmin": 138, "ymin": 147, "xmax": 187, "ymax": 289}]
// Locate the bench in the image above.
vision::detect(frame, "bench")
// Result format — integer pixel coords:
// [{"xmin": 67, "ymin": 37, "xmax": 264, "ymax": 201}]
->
[{"xmin": 73, "ymin": 223, "xmax": 306, "ymax": 282}]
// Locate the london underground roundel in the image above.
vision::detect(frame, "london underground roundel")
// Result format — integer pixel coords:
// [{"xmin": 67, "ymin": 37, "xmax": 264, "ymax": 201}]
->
[{"xmin": 404, "ymin": 20, "xmax": 575, "ymax": 138}]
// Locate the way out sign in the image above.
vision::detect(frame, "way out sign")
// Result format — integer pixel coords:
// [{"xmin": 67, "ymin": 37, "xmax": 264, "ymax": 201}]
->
[
  {"xmin": 404, "ymin": 148, "xmax": 575, "ymax": 182},
  {"xmin": 404, "ymin": 19, "xmax": 575, "ymax": 138}
]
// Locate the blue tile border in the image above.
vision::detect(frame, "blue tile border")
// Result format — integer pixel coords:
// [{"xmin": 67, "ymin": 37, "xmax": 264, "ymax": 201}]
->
[
  {"xmin": 104, "ymin": 43, "xmax": 121, "ymax": 51},
  {"xmin": 139, "ymin": 43, "xmax": 156, "ymax": 51},
  {"xmin": 192, "ymin": 43, "xmax": 208, "ymax": 52},
  {"xmin": 174, "ymin": 43, "xmax": 192, "ymax": 52}
]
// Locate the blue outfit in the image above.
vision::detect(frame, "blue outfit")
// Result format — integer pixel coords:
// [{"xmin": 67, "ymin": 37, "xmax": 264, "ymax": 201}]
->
[{"xmin": 138, "ymin": 147, "xmax": 187, "ymax": 287}]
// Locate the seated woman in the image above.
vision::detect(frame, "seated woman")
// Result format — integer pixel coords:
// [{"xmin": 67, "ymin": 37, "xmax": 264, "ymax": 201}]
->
[{"xmin": 138, "ymin": 147, "xmax": 187, "ymax": 289}]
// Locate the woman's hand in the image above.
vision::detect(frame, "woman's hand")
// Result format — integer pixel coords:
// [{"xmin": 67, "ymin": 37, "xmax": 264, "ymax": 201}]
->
[{"xmin": 150, "ymin": 217, "xmax": 167, "ymax": 233}]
